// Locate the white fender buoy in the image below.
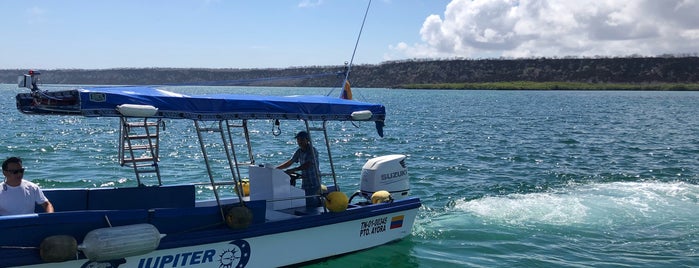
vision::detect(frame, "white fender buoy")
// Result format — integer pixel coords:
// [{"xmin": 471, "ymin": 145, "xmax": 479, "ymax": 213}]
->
[
  {"xmin": 78, "ymin": 223, "xmax": 165, "ymax": 262},
  {"xmin": 116, "ymin": 104, "xmax": 158, "ymax": 117},
  {"xmin": 351, "ymin": 110, "xmax": 373, "ymax": 121}
]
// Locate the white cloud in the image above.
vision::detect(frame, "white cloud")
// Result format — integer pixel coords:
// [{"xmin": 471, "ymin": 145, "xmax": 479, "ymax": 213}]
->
[
  {"xmin": 298, "ymin": 0, "xmax": 324, "ymax": 8},
  {"xmin": 25, "ymin": 6, "xmax": 47, "ymax": 25},
  {"xmin": 390, "ymin": 0, "xmax": 699, "ymax": 59}
]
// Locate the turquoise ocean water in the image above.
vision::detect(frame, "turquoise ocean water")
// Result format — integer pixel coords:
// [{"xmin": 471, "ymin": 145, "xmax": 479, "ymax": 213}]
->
[{"xmin": 1, "ymin": 84, "xmax": 698, "ymax": 267}]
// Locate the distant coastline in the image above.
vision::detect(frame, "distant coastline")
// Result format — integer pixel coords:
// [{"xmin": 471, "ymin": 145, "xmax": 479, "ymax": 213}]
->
[
  {"xmin": 399, "ymin": 81, "xmax": 699, "ymax": 91},
  {"xmin": 2, "ymin": 56, "xmax": 698, "ymax": 89}
]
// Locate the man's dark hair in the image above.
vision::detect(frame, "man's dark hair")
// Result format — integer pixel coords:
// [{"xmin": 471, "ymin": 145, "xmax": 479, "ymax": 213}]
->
[{"xmin": 2, "ymin": 157, "xmax": 22, "ymax": 171}]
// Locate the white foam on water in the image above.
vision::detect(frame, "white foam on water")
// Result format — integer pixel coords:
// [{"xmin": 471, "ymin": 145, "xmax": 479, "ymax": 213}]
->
[{"xmin": 455, "ymin": 181, "xmax": 699, "ymax": 227}]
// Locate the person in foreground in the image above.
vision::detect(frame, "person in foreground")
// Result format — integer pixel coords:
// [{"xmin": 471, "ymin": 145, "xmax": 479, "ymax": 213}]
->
[
  {"xmin": 0, "ymin": 156, "xmax": 54, "ymax": 215},
  {"xmin": 277, "ymin": 131, "xmax": 321, "ymax": 208}
]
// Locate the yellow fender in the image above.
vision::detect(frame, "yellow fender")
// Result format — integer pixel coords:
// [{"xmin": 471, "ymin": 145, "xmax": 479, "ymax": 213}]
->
[
  {"xmin": 225, "ymin": 206, "xmax": 253, "ymax": 229},
  {"xmin": 235, "ymin": 180, "xmax": 250, "ymax": 196},
  {"xmin": 325, "ymin": 191, "xmax": 349, "ymax": 212},
  {"xmin": 371, "ymin": 190, "xmax": 392, "ymax": 204},
  {"xmin": 40, "ymin": 235, "xmax": 77, "ymax": 262}
]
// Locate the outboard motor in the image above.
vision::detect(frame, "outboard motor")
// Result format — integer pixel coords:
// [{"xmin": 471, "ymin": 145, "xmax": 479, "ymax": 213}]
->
[
  {"xmin": 18, "ymin": 70, "xmax": 40, "ymax": 91},
  {"xmin": 359, "ymin": 154, "xmax": 410, "ymax": 202}
]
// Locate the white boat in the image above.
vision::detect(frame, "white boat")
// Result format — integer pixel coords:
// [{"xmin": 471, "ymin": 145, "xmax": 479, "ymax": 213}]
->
[{"xmin": 0, "ymin": 71, "xmax": 421, "ymax": 267}]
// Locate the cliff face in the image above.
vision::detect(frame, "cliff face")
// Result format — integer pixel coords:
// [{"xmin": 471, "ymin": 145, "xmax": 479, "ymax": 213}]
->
[{"xmin": 2, "ymin": 57, "xmax": 698, "ymax": 87}]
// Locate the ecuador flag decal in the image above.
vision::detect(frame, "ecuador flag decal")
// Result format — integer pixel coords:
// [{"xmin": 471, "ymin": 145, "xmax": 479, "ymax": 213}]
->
[{"xmin": 390, "ymin": 215, "xmax": 404, "ymax": 229}]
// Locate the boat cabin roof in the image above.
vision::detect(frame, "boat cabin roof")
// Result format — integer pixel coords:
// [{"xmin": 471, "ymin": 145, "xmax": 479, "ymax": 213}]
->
[{"xmin": 16, "ymin": 86, "xmax": 386, "ymax": 122}]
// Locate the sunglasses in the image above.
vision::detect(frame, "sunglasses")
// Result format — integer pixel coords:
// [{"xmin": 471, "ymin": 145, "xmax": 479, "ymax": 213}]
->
[{"xmin": 4, "ymin": 168, "xmax": 25, "ymax": 174}]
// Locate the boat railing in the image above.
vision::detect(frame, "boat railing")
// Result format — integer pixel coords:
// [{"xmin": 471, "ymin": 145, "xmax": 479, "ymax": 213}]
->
[
  {"xmin": 304, "ymin": 121, "xmax": 339, "ymax": 192},
  {"xmin": 193, "ymin": 119, "xmax": 253, "ymax": 221},
  {"xmin": 189, "ymin": 181, "xmax": 327, "ymax": 215}
]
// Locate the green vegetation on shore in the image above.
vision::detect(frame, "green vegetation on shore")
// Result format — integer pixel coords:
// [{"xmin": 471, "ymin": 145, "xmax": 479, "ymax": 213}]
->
[
  {"xmin": 400, "ymin": 81, "xmax": 699, "ymax": 91},
  {"xmin": 2, "ymin": 56, "xmax": 698, "ymax": 88}
]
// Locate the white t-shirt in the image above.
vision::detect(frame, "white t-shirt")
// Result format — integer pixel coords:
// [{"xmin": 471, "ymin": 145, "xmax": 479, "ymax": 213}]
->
[{"xmin": 0, "ymin": 180, "xmax": 49, "ymax": 215}]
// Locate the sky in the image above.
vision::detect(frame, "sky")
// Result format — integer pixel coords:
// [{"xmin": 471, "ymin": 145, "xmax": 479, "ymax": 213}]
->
[{"xmin": 2, "ymin": 0, "xmax": 698, "ymax": 70}]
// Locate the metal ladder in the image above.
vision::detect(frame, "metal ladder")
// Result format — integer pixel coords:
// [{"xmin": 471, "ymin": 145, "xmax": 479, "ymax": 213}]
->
[
  {"xmin": 225, "ymin": 120, "xmax": 254, "ymax": 182},
  {"xmin": 119, "ymin": 117, "xmax": 162, "ymax": 186},
  {"xmin": 194, "ymin": 119, "xmax": 254, "ymax": 219}
]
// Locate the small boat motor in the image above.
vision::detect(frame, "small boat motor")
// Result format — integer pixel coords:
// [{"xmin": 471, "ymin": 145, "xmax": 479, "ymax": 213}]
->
[{"xmin": 358, "ymin": 154, "xmax": 410, "ymax": 202}]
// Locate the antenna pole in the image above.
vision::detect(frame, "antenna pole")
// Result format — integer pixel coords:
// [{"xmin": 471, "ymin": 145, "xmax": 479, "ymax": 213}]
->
[{"xmin": 331, "ymin": 0, "xmax": 372, "ymax": 96}]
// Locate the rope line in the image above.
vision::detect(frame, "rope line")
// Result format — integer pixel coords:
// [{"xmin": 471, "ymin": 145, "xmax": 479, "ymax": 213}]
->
[{"xmin": 327, "ymin": 0, "xmax": 372, "ymax": 98}]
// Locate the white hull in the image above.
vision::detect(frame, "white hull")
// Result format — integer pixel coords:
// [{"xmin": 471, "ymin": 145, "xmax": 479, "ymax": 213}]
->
[{"xmin": 21, "ymin": 209, "xmax": 418, "ymax": 268}]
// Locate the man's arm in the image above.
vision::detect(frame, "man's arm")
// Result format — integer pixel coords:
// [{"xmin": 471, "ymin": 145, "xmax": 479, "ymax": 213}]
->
[
  {"xmin": 41, "ymin": 201, "xmax": 54, "ymax": 213},
  {"xmin": 277, "ymin": 159, "xmax": 293, "ymax": 170}
]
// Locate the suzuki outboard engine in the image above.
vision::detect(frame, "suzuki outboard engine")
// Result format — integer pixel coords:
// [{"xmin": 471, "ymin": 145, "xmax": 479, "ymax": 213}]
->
[{"xmin": 359, "ymin": 154, "xmax": 410, "ymax": 202}]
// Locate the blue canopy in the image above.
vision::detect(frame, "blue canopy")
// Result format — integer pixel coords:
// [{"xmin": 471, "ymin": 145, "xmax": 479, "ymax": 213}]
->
[{"xmin": 16, "ymin": 86, "xmax": 386, "ymax": 122}]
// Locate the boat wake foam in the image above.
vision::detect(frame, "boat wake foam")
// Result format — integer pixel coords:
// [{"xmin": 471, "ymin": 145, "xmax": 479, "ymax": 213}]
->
[{"xmin": 456, "ymin": 181, "xmax": 699, "ymax": 227}]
